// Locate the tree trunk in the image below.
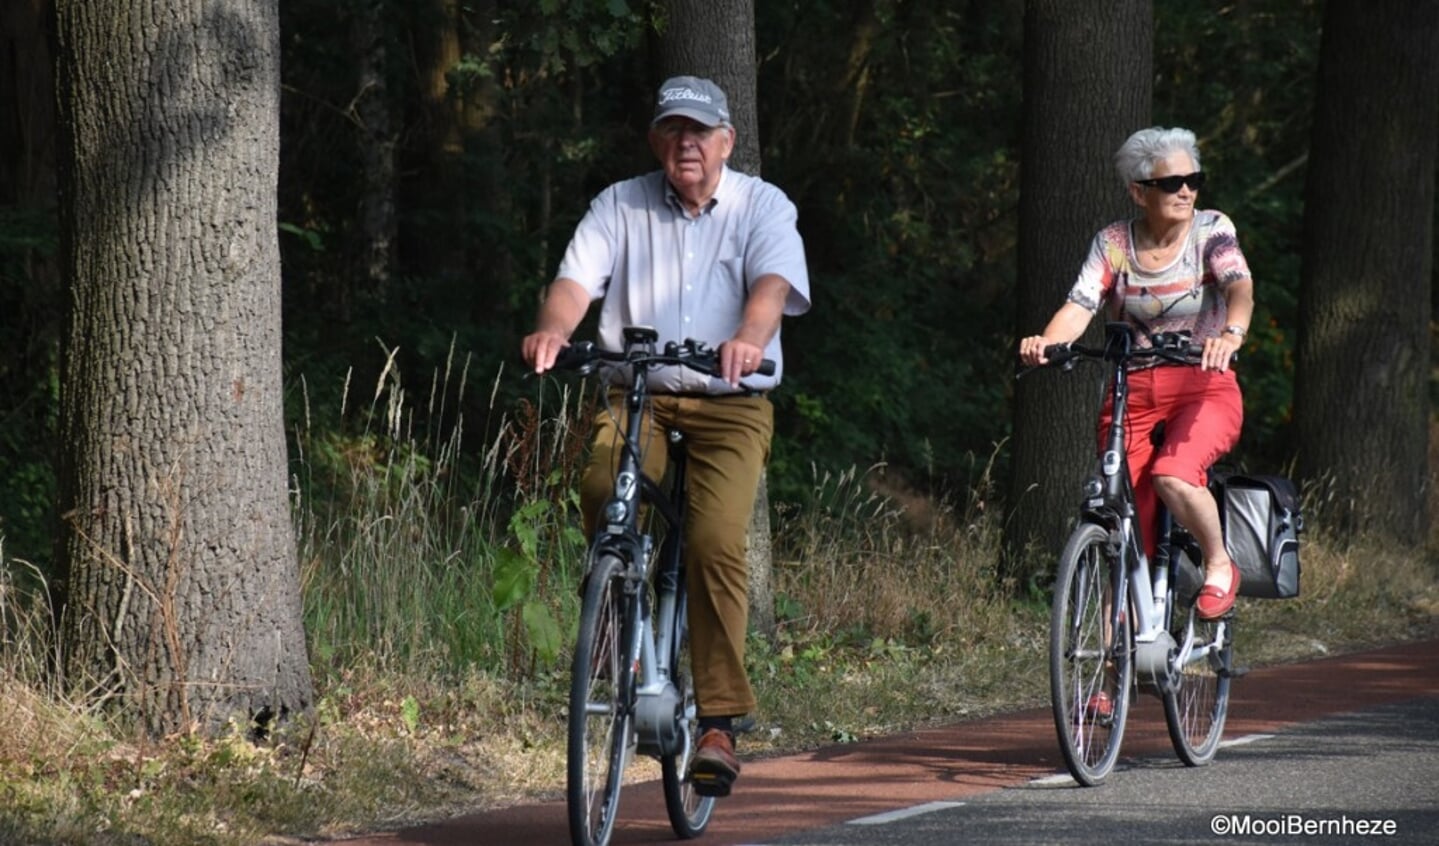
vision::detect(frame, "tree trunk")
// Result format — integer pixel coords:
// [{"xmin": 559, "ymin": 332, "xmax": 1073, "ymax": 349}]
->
[
  {"xmin": 658, "ymin": 0, "xmax": 761, "ymax": 175},
  {"xmin": 406, "ymin": 0, "xmax": 468, "ymax": 296},
  {"xmin": 657, "ymin": 0, "xmax": 775, "ymax": 636},
  {"xmin": 53, "ymin": 0, "xmax": 313, "ymax": 737},
  {"xmin": 1005, "ymin": 0, "xmax": 1152, "ymax": 587},
  {"xmin": 1295, "ymin": 0, "xmax": 1438, "ymax": 545},
  {"xmin": 352, "ymin": 0, "xmax": 398, "ymax": 300}
]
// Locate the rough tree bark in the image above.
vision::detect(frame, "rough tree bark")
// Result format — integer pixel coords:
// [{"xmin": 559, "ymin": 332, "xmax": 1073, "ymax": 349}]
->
[
  {"xmin": 1295, "ymin": 0, "xmax": 1438, "ymax": 546},
  {"xmin": 657, "ymin": 0, "xmax": 776, "ymax": 637},
  {"xmin": 53, "ymin": 0, "xmax": 313, "ymax": 736},
  {"xmin": 1005, "ymin": 0, "xmax": 1152, "ymax": 587}
]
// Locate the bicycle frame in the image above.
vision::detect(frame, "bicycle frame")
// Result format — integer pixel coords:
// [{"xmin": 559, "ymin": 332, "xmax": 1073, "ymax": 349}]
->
[
  {"xmin": 1075, "ymin": 325, "xmax": 1227, "ymax": 692},
  {"xmin": 585, "ymin": 327, "xmax": 690, "ymax": 759}
]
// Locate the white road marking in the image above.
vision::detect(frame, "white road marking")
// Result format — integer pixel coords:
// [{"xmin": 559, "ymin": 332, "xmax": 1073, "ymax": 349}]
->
[
  {"xmin": 1220, "ymin": 733, "xmax": 1274, "ymax": 748},
  {"xmin": 1031, "ymin": 772, "xmax": 1078, "ymax": 786},
  {"xmin": 846, "ymin": 800, "xmax": 967, "ymax": 825}
]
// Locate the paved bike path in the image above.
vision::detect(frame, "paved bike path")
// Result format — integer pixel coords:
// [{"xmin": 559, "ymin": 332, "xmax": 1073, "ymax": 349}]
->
[{"xmin": 334, "ymin": 638, "xmax": 1438, "ymax": 846}]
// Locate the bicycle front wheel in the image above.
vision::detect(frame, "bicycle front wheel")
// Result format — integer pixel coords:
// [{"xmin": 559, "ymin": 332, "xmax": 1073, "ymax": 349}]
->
[
  {"xmin": 1050, "ymin": 521, "xmax": 1132, "ymax": 786},
  {"xmin": 1163, "ymin": 606, "xmax": 1233, "ymax": 766},
  {"xmin": 661, "ymin": 589, "xmax": 716, "ymax": 838},
  {"xmin": 568, "ymin": 553, "xmax": 632, "ymax": 846}
]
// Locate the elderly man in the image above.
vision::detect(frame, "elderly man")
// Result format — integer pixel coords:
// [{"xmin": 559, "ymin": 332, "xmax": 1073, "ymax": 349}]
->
[{"xmin": 522, "ymin": 75, "xmax": 811, "ymax": 796}]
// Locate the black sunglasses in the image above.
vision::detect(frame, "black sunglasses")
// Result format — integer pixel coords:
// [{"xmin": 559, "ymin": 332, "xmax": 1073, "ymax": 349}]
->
[{"xmin": 1135, "ymin": 171, "xmax": 1206, "ymax": 193}]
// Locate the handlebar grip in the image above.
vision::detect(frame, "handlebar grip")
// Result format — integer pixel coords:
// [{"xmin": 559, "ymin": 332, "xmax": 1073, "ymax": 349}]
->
[
  {"xmin": 551, "ymin": 341, "xmax": 597, "ymax": 372},
  {"xmin": 1043, "ymin": 343, "xmax": 1073, "ymax": 363}
]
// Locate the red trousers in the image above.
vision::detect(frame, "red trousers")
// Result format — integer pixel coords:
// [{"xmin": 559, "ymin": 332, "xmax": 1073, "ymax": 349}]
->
[{"xmin": 1098, "ymin": 366, "xmax": 1243, "ymax": 559}]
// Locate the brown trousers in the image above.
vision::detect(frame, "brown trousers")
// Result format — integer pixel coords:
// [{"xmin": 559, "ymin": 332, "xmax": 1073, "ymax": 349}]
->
[{"xmin": 581, "ymin": 393, "xmax": 772, "ymax": 717}]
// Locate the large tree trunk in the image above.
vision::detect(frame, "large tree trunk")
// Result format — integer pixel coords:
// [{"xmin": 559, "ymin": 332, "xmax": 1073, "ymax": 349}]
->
[
  {"xmin": 657, "ymin": 0, "xmax": 775, "ymax": 636},
  {"xmin": 658, "ymin": 0, "xmax": 761, "ymax": 175},
  {"xmin": 53, "ymin": 0, "xmax": 313, "ymax": 737},
  {"xmin": 1005, "ymin": 0, "xmax": 1152, "ymax": 586},
  {"xmin": 1295, "ymin": 0, "xmax": 1438, "ymax": 545}
]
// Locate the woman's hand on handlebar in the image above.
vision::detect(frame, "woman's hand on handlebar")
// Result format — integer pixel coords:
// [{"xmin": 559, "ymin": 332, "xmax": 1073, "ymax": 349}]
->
[
  {"xmin": 1019, "ymin": 334, "xmax": 1060, "ymax": 367},
  {"xmin": 522, "ymin": 330, "xmax": 570, "ymax": 374},
  {"xmin": 1201, "ymin": 332, "xmax": 1242, "ymax": 373}
]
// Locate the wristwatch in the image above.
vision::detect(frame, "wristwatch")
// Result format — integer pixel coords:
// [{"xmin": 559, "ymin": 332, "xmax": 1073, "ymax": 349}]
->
[{"xmin": 1223, "ymin": 325, "xmax": 1247, "ymax": 338}]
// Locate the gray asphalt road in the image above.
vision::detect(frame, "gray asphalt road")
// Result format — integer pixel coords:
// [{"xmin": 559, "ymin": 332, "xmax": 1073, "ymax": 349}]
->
[{"xmin": 761, "ymin": 696, "xmax": 1439, "ymax": 846}]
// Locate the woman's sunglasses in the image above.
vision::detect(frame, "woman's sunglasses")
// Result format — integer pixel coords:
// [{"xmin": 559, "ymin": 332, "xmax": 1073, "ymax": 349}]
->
[{"xmin": 1135, "ymin": 171, "xmax": 1206, "ymax": 193}]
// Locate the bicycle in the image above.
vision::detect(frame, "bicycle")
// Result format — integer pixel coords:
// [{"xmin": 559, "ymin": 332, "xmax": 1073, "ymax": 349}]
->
[
  {"xmin": 549, "ymin": 325, "xmax": 773, "ymax": 846},
  {"xmin": 1024, "ymin": 321, "xmax": 1236, "ymax": 786}
]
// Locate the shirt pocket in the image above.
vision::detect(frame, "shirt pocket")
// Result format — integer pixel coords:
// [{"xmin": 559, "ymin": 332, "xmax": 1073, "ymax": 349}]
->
[{"xmin": 714, "ymin": 255, "xmax": 746, "ymax": 293}]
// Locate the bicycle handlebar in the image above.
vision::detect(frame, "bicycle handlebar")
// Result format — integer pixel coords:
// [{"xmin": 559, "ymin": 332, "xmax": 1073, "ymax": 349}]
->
[
  {"xmin": 1044, "ymin": 332, "xmax": 1205, "ymax": 368},
  {"xmin": 1021, "ymin": 325, "xmax": 1233, "ymax": 375},
  {"xmin": 551, "ymin": 336, "xmax": 776, "ymax": 380}
]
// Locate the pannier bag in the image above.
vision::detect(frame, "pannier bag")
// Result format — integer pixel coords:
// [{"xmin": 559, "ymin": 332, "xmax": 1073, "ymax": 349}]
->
[{"xmin": 1219, "ymin": 474, "xmax": 1303, "ymax": 599}]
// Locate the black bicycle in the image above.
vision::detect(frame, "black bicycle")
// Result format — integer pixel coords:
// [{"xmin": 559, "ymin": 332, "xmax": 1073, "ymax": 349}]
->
[
  {"xmin": 1025, "ymin": 322, "xmax": 1235, "ymax": 786},
  {"xmin": 550, "ymin": 326, "xmax": 772, "ymax": 846}
]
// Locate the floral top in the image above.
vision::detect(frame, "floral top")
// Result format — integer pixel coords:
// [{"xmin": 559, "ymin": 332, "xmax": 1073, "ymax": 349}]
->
[{"xmin": 1066, "ymin": 210, "xmax": 1252, "ymax": 364}]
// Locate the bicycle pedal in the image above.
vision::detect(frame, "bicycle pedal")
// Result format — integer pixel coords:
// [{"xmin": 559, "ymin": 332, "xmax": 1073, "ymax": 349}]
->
[{"xmin": 690, "ymin": 769, "xmax": 735, "ymax": 797}]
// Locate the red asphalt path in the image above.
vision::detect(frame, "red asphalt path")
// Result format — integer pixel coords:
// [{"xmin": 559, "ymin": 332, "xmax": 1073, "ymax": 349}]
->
[{"xmin": 335, "ymin": 638, "xmax": 1439, "ymax": 846}]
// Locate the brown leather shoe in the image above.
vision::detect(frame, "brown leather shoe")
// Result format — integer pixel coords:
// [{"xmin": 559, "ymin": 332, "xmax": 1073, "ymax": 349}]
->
[{"xmin": 690, "ymin": 729, "xmax": 740, "ymax": 797}]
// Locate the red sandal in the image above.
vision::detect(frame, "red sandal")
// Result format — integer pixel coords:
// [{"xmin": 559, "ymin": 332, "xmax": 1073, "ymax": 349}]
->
[{"xmin": 1196, "ymin": 559, "xmax": 1240, "ymax": 620}]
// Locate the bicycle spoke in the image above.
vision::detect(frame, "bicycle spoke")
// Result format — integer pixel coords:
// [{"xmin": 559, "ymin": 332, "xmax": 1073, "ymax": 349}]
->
[{"xmin": 1163, "ymin": 608, "xmax": 1232, "ymax": 766}]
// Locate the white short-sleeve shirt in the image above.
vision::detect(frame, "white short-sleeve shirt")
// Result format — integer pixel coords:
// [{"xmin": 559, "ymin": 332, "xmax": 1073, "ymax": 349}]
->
[{"xmin": 557, "ymin": 166, "xmax": 811, "ymax": 393}]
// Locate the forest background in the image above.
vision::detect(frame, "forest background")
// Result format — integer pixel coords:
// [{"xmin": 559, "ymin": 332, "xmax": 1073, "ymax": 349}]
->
[
  {"xmin": 4, "ymin": 1, "xmax": 1382, "ymax": 570},
  {"xmin": 1, "ymin": 0, "xmax": 1437, "ymax": 842}
]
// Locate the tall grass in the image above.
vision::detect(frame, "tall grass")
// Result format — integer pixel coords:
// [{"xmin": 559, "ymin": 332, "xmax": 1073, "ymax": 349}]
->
[{"xmin": 292, "ymin": 345, "xmax": 592, "ymax": 679}]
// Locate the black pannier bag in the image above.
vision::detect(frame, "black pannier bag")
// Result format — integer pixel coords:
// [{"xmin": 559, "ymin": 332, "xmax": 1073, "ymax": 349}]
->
[{"xmin": 1217, "ymin": 474, "xmax": 1303, "ymax": 599}]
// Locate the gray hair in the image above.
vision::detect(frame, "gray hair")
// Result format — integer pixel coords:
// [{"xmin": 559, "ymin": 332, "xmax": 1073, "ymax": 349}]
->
[{"xmin": 1113, "ymin": 127, "xmax": 1202, "ymax": 185}]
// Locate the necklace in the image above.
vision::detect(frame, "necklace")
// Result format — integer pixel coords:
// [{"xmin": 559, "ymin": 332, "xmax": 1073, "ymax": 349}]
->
[{"xmin": 1135, "ymin": 219, "xmax": 1191, "ymax": 266}]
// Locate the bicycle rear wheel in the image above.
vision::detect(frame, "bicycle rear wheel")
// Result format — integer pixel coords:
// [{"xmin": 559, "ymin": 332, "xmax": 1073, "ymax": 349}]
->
[
  {"xmin": 661, "ymin": 589, "xmax": 716, "ymax": 838},
  {"xmin": 1050, "ymin": 522, "xmax": 1132, "ymax": 786},
  {"xmin": 568, "ymin": 553, "xmax": 632, "ymax": 846},
  {"xmin": 1163, "ymin": 605, "xmax": 1233, "ymax": 766}
]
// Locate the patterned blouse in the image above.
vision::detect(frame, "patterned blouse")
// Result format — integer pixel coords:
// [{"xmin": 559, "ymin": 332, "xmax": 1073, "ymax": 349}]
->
[{"xmin": 1065, "ymin": 210, "xmax": 1252, "ymax": 363}]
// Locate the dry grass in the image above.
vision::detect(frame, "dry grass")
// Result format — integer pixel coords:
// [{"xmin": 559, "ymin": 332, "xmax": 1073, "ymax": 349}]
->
[{"xmin": 2, "ymin": 442, "xmax": 1436, "ymax": 843}]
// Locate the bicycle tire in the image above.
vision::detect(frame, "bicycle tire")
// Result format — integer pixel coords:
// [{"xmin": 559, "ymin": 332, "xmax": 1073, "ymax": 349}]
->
[
  {"xmin": 567, "ymin": 553, "xmax": 632, "ymax": 846},
  {"xmin": 660, "ymin": 585, "xmax": 716, "ymax": 838},
  {"xmin": 1050, "ymin": 521, "xmax": 1132, "ymax": 786},
  {"xmin": 1162, "ymin": 603, "xmax": 1233, "ymax": 766}
]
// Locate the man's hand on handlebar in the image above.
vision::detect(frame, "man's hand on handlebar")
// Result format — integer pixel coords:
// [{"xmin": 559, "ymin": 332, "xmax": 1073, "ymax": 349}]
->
[
  {"xmin": 719, "ymin": 340, "xmax": 766, "ymax": 387},
  {"xmin": 522, "ymin": 330, "xmax": 570, "ymax": 374}
]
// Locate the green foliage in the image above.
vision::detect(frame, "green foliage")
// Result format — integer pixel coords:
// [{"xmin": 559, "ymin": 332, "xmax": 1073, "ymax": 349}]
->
[
  {"xmin": 492, "ymin": 496, "xmax": 579, "ymax": 665},
  {"xmin": 758, "ymin": 1, "xmax": 1024, "ymax": 497},
  {"xmin": 0, "ymin": 205, "xmax": 61, "ymax": 569}
]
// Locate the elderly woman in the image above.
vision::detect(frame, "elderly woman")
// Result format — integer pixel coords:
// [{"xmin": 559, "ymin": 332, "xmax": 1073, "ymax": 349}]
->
[{"xmin": 1019, "ymin": 126, "xmax": 1256, "ymax": 621}]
